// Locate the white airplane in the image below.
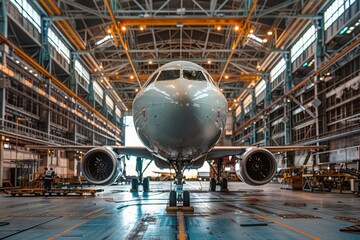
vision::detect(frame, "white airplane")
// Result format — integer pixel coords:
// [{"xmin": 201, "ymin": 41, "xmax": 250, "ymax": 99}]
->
[{"xmin": 28, "ymin": 61, "xmax": 324, "ymax": 207}]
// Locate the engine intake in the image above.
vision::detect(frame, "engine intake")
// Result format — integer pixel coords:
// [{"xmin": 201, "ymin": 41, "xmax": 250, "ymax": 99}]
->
[
  {"xmin": 82, "ymin": 147, "xmax": 122, "ymax": 185},
  {"xmin": 235, "ymin": 148, "xmax": 277, "ymax": 186}
]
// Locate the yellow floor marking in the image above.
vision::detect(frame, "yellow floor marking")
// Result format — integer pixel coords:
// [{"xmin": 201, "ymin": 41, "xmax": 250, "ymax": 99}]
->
[
  {"xmin": 85, "ymin": 208, "xmax": 104, "ymax": 216},
  {"xmin": 177, "ymin": 211, "xmax": 186, "ymax": 240},
  {"xmin": 48, "ymin": 208, "xmax": 106, "ymax": 240},
  {"xmin": 227, "ymin": 204, "xmax": 320, "ymax": 240}
]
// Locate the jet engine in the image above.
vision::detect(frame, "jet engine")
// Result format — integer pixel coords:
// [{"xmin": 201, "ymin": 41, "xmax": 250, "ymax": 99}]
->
[
  {"xmin": 235, "ymin": 148, "xmax": 277, "ymax": 186},
  {"xmin": 82, "ymin": 147, "xmax": 123, "ymax": 185}
]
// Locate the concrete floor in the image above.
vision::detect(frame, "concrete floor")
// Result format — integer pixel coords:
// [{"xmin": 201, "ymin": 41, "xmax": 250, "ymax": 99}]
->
[{"xmin": 0, "ymin": 181, "xmax": 359, "ymax": 240}]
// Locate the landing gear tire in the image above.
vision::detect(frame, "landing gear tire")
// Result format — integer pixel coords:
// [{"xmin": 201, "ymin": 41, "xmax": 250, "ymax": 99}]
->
[
  {"xmin": 169, "ymin": 190, "xmax": 177, "ymax": 207},
  {"xmin": 183, "ymin": 191, "xmax": 190, "ymax": 207},
  {"xmin": 131, "ymin": 178, "xmax": 139, "ymax": 191},
  {"xmin": 221, "ymin": 178, "xmax": 228, "ymax": 190},
  {"xmin": 210, "ymin": 178, "xmax": 216, "ymax": 191},
  {"xmin": 143, "ymin": 177, "xmax": 150, "ymax": 192}
]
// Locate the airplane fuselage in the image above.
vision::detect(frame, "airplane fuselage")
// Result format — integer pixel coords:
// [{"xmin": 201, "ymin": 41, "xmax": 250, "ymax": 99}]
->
[{"xmin": 133, "ymin": 61, "xmax": 227, "ymax": 168}]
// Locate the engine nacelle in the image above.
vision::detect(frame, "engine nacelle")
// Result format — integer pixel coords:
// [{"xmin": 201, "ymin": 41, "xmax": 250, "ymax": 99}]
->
[
  {"xmin": 235, "ymin": 148, "xmax": 277, "ymax": 186},
  {"xmin": 82, "ymin": 147, "xmax": 123, "ymax": 185}
]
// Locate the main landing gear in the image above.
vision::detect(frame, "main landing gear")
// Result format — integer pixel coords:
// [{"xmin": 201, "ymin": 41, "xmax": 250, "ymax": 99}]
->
[
  {"xmin": 130, "ymin": 157, "xmax": 152, "ymax": 192},
  {"xmin": 208, "ymin": 158, "xmax": 229, "ymax": 192}
]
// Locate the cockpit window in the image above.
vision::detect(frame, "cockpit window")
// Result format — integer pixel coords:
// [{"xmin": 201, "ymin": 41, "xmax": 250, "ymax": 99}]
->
[
  {"xmin": 156, "ymin": 70, "xmax": 180, "ymax": 81},
  {"xmin": 204, "ymin": 72, "xmax": 217, "ymax": 85},
  {"xmin": 144, "ymin": 72, "xmax": 159, "ymax": 87},
  {"xmin": 183, "ymin": 70, "xmax": 207, "ymax": 81}
]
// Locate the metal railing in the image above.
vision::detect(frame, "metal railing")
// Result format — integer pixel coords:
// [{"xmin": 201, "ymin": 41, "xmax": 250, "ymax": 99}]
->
[{"xmin": 0, "ymin": 118, "xmax": 76, "ymax": 145}]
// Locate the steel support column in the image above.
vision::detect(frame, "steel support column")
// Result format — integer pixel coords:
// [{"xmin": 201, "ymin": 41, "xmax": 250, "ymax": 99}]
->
[
  {"xmin": 0, "ymin": 0, "xmax": 7, "ymax": 132},
  {"xmin": 69, "ymin": 53, "xmax": 78, "ymax": 94},
  {"xmin": 40, "ymin": 17, "xmax": 51, "ymax": 71},
  {"xmin": 250, "ymin": 89, "xmax": 256, "ymax": 144},
  {"xmin": 102, "ymin": 91, "xmax": 108, "ymax": 118},
  {"xmin": 239, "ymin": 101, "xmax": 245, "ymax": 142},
  {"xmin": 88, "ymin": 78, "xmax": 95, "ymax": 108},
  {"xmin": 314, "ymin": 17, "xmax": 326, "ymax": 163},
  {"xmin": 264, "ymin": 78, "xmax": 272, "ymax": 145},
  {"xmin": 0, "ymin": 141, "xmax": 3, "ymax": 188},
  {"xmin": 283, "ymin": 52, "xmax": 294, "ymax": 167},
  {"xmin": 112, "ymin": 105, "xmax": 117, "ymax": 126},
  {"xmin": 0, "ymin": 0, "xmax": 7, "ymax": 37}
]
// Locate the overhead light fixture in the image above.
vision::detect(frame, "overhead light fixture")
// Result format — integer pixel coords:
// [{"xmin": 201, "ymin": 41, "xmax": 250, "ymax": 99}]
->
[
  {"xmin": 267, "ymin": 31, "xmax": 273, "ymax": 35},
  {"xmin": 207, "ymin": 60, "xmax": 211, "ymax": 64},
  {"xmin": 29, "ymin": 69, "xmax": 33, "ymax": 73},
  {"xmin": 121, "ymin": 26, "xmax": 126, "ymax": 31},
  {"xmin": 107, "ymin": 28, "xmax": 112, "ymax": 34},
  {"xmin": 135, "ymin": 88, "xmax": 139, "ymax": 92},
  {"xmin": 225, "ymin": 75, "xmax": 229, "ymax": 79},
  {"xmin": 130, "ymin": 75, "xmax": 134, "ymax": 79},
  {"xmin": 24, "ymin": 66, "xmax": 28, "ymax": 70},
  {"xmin": 228, "ymin": 107, "xmax": 231, "ymax": 111},
  {"xmin": 234, "ymin": 25, "xmax": 239, "ymax": 31},
  {"xmin": 216, "ymin": 25, "xmax": 221, "ymax": 31},
  {"xmin": 256, "ymin": 63, "xmax": 261, "ymax": 69},
  {"xmin": 140, "ymin": 25, "xmax": 146, "ymax": 31},
  {"xmin": 34, "ymin": 73, "xmax": 38, "ymax": 77},
  {"xmin": 248, "ymin": 34, "xmax": 263, "ymax": 43},
  {"xmin": 148, "ymin": 60, "xmax": 153, "ymax": 64},
  {"xmin": 262, "ymin": 38, "xmax": 268, "ymax": 43},
  {"xmin": 15, "ymin": 60, "xmax": 20, "ymax": 64},
  {"xmin": 249, "ymin": 29, "xmax": 254, "ymax": 34}
]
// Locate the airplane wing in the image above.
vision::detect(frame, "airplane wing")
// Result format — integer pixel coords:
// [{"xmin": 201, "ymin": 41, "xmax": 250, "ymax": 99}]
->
[
  {"xmin": 26, "ymin": 145, "xmax": 153, "ymax": 159},
  {"xmin": 207, "ymin": 145, "xmax": 326, "ymax": 159}
]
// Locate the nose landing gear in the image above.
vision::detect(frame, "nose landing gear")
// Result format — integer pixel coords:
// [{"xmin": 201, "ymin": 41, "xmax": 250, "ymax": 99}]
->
[{"xmin": 166, "ymin": 165, "xmax": 193, "ymax": 212}]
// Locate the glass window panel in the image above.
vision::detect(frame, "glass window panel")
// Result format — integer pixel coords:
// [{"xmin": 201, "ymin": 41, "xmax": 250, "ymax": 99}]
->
[
  {"xmin": 156, "ymin": 70, "xmax": 180, "ymax": 81},
  {"xmin": 183, "ymin": 70, "xmax": 207, "ymax": 81}
]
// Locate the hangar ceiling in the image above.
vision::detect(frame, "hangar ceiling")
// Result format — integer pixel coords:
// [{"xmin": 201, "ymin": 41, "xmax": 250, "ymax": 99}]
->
[{"xmin": 38, "ymin": 0, "xmax": 327, "ymax": 110}]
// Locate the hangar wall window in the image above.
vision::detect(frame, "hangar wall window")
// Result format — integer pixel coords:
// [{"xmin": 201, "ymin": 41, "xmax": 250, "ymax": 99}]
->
[
  {"xmin": 243, "ymin": 94, "xmax": 252, "ymax": 114},
  {"xmin": 255, "ymin": 79, "xmax": 266, "ymax": 97},
  {"xmin": 75, "ymin": 60, "xmax": 90, "ymax": 88},
  {"xmin": 106, "ymin": 95, "xmax": 114, "ymax": 112},
  {"xmin": 270, "ymin": 58, "xmax": 286, "ymax": 82},
  {"xmin": 290, "ymin": 25, "xmax": 316, "ymax": 63},
  {"xmin": 48, "ymin": 28, "xmax": 71, "ymax": 64},
  {"xmin": 156, "ymin": 70, "xmax": 180, "ymax": 81},
  {"xmin": 324, "ymin": 0, "xmax": 356, "ymax": 30},
  {"xmin": 93, "ymin": 81, "xmax": 104, "ymax": 102},
  {"xmin": 183, "ymin": 70, "xmax": 207, "ymax": 81},
  {"xmin": 10, "ymin": 0, "xmax": 41, "ymax": 32}
]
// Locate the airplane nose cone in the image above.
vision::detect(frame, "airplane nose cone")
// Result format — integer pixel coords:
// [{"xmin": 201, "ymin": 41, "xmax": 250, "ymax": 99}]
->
[{"xmin": 153, "ymin": 81, "xmax": 206, "ymax": 133}]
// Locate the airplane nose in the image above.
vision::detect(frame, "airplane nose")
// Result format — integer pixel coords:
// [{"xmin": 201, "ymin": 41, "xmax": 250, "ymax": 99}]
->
[{"xmin": 152, "ymin": 80, "xmax": 209, "ymax": 142}]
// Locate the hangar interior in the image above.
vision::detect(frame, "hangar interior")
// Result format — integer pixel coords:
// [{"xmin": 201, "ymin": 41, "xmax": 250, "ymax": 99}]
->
[
  {"xmin": 0, "ymin": 0, "xmax": 360, "ymax": 239},
  {"xmin": 0, "ymin": 0, "xmax": 359, "ymax": 190}
]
